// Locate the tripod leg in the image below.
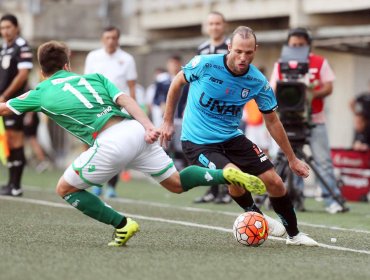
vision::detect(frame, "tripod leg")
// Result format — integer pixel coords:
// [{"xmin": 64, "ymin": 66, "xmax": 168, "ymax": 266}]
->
[
  {"xmin": 296, "ymin": 150, "xmax": 348, "ymax": 211},
  {"xmin": 274, "ymin": 151, "xmax": 305, "ymax": 211}
]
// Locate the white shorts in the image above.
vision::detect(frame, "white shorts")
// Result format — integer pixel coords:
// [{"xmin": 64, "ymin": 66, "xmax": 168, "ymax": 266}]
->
[{"xmin": 63, "ymin": 119, "xmax": 176, "ymax": 189}]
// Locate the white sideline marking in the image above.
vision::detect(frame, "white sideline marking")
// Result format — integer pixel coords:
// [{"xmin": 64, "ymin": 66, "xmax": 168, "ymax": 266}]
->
[
  {"xmin": 112, "ymin": 197, "xmax": 370, "ymax": 235},
  {"xmin": 1, "ymin": 195, "xmax": 370, "ymax": 255},
  {"xmin": 6, "ymin": 183, "xmax": 370, "ymax": 235},
  {"xmin": 15, "ymin": 184, "xmax": 370, "ymax": 235}
]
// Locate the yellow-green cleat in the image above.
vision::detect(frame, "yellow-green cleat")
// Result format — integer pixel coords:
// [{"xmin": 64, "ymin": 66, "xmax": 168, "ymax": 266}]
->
[
  {"xmin": 223, "ymin": 168, "xmax": 266, "ymax": 195},
  {"xmin": 108, "ymin": 218, "xmax": 140, "ymax": 247}
]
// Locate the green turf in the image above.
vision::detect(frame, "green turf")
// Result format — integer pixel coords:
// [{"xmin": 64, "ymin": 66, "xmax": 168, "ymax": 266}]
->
[{"xmin": 0, "ymin": 166, "xmax": 369, "ymax": 280}]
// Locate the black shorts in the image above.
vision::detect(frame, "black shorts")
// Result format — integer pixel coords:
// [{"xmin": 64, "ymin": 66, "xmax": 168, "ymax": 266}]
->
[
  {"xmin": 182, "ymin": 135, "xmax": 274, "ymax": 176},
  {"xmin": 3, "ymin": 114, "xmax": 24, "ymax": 131},
  {"xmin": 24, "ymin": 113, "xmax": 40, "ymax": 137}
]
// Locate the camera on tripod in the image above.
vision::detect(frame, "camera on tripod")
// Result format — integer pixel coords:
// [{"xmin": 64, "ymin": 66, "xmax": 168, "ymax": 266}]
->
[{"xmin": 275, "ymin": 45, "xmax": 311, "ymax": 144}]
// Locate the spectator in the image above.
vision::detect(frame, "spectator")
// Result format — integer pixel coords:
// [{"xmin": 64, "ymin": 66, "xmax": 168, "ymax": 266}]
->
[
  {"xmin": 151, "ymin": 56, "xmax": 182, "ymax": 128},
  {"xmin": 0, "ymin": 14, "xmax": 33, "ymax": 197},
  {"xmin": 270, "ymin": 27, "xmax": 346, "ymax": 214},
  {"xmin": 145, "ymin": 67, "xmax": 166, "ymax": 121},
  {"xmin": 350, "ymin": 86, "xmax": 370, "ymax": 151},
  {"xmin": 23, "ymin": 111, "xmax": 50, "ymax": 173},
  {"xmin": 84, "ymin": 26, "xmax": 138, "ymax": 199}
]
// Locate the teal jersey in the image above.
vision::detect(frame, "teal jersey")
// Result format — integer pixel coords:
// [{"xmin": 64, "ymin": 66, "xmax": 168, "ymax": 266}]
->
[
  {"xmin": 7, "ymin": 70, "xmax": 131, "ymax": 146},
  {"xmin": 182, "ymin": 54, "xmax": 277, "ymax": 144}
]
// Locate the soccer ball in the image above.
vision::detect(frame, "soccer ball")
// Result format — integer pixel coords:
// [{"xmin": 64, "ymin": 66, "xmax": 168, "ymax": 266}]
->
[{"xmin": 233, "ymin": 211, "xmax": 269, "ymax": 246}]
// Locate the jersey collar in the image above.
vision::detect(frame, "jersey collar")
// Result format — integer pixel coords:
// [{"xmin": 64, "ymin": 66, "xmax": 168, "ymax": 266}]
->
[{"xmin": 223, "ymin": 54, "xmax": 250, "ymax": 77}]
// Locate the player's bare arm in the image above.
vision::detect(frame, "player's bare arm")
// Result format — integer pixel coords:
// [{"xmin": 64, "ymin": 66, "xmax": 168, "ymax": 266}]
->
[
  {"xmin": 263, "ymin": 111, "xmax": 309, "ymax": 177},
  {"xmin": 127, "ymin": 79, "xmax": 136, "ymax": 100},
  {"xmin": 115, "ymin": 93, "xmax": 159, "ymax": 144},
  {"xmin": 0, "ymin": 102, "xmax": 14, "ymax": 116},
  {"xmin": 160, "ymin": 70, "xmax": 187, "ymax": 147},
  {"xmin": 0, "ymin": 69, "xmax": 30, "ymax": 102}
]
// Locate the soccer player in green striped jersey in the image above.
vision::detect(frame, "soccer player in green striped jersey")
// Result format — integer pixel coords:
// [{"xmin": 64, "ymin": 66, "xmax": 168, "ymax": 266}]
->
[{"xmin": 0, "ymin": 41, "xmax": 266, "ymax": 246}]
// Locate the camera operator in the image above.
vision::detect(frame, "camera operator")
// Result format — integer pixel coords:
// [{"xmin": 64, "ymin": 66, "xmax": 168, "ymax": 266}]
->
[
  {"xmin": 350, "ymin": 88, "xmax": 370, "ymax": 151},
  {"xmin": 270, "ymin": 27, "xmax": 345, "ymax": 214}
]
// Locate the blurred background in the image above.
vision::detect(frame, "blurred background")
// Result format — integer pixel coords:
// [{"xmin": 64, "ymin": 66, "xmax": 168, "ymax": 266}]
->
[{"xmin": 1, "ymin": 0, "xmax": 370, "ymax": 167}]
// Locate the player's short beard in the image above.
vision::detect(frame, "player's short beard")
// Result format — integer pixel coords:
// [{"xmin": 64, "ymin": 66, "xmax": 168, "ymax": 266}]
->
[{"xmin": 230, "ymin": 60, "xmax": 247, "ymax": 75}]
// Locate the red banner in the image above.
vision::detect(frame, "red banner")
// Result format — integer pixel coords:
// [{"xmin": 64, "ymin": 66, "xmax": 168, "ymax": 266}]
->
[{"xmin": 331, "ymin": 149, "xmax": 370, "ymax": 202}]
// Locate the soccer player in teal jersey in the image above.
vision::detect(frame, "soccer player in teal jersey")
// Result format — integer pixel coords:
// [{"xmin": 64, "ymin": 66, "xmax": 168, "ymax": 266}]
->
[
  {"xmin": 0, "ymin": 41, "xmax": 267, "ymax": 246},
  {"xmin": 160, "ymin": 26, "xmax": 318, "ymax": 246}
]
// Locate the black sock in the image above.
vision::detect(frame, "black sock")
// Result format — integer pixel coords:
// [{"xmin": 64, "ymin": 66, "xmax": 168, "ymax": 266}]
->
[
  {"xmin": 107, "ymin": 174, "xmax": 119, "ymax": 189},
  {"xmin": 116, "ymin": 217, "xmax": 127, "ymax": 229},
  {"xmin": 269, "ymin": 194, "xmax": 299, "ymax": 237},
  {"xmin": 230, "ymin": 191, "xmax": 262, "ymax": 214},
  {"xmin": 209, "ymin": 185, "xmax": 219, "ymax": 196},
  {"xmin": 7, "ymin": 147, "xmax": 26, "ymax": 189}
]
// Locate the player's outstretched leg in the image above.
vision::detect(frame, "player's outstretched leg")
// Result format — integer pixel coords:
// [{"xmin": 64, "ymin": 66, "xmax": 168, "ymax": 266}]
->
[
  {"xmin": 108, "ymin": 218, "xmax": 140, "ymax": 247},
  {"xmin": 223, "ymin": 168, "xmax": 266, "ymax": 195},
  {"xmin": 179, "ymin": 166, "xmax": 266, "ymax": 195}
]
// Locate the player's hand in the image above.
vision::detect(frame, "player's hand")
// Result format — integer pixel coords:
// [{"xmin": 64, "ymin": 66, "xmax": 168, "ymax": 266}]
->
[
  {"xmin": 144, "ymin": 127, "xmax": 160, "ymax": 144},
  {"xmin": 289, "ymin": 157, "xmax": 310, "ymax": 178},
  {"xmin": 159, "ymin": 121, "xmax": 174, "ymax": 149}
]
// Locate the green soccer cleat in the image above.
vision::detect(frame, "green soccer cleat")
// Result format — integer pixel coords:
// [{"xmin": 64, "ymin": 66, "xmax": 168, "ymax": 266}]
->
[
  {"xmin": 223, "ymin": 168, "xmax": 266, "ymax": 195},
  {"xmin": 108, "ymin": 218, "xmax": 140, "ymax": 247}
]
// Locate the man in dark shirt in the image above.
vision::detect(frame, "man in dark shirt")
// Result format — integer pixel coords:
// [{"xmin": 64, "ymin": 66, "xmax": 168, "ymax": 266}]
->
[
  {"xmin": 0, "ymin": 14, "xmax": 33, "ymax": 196},
  {"xmin": 350, "ymin": 90, "xmax": 370, "ymax": 150}
]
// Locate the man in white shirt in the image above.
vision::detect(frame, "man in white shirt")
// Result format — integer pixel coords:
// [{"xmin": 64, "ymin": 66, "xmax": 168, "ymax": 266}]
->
[{"xmin": 84, "ymin": 26, "xmax": 138, "ymax": 198}]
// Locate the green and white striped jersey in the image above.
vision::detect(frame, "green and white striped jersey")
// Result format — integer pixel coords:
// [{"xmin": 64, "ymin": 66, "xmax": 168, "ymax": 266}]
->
[{"xmin": 7, "ymin": 70, "xmax": 131, "ymax": 146}]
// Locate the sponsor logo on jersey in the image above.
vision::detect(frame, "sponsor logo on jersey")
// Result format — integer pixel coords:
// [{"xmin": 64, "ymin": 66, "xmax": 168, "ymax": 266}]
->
[
  {"xmin": 96, "ymin": 106, "xmax": 112, "ymax": 117},
  {"xmin": 246, "ymin": 75, "xmax": 263, "ymax": 83},
  {"xmin": 212, "ymin": 64, "xmax": 224, "ymax": 70},
  {"xmin": 209, "ymin": 76, "xmax": 224, "ymax": 84},
  {"xmin": 241, "ymin": 88, "xmax": 250, "ymax": 99},
  {"xmin": 199, "ymin": 92, "xmax": 242, "ymax": 116}
]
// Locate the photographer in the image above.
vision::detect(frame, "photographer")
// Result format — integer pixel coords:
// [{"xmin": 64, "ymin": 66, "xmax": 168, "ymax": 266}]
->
[
  {"xmin": 270, "ymin": 27, "xmax": 345, "ymax": 214},
  {"xmin": 350, "ymin": 89, "xmax": 370, "ymax": 151}
]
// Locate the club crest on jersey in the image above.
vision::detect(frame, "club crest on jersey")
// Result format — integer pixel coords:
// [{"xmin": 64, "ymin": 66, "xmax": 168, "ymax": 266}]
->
[
  {"xmin": 241, "ymin": 88, "xmax": 250, "ymax": 99},
  {"xmin": 1, "ymin": 55, "xmax": 11, "ymax": 69}
]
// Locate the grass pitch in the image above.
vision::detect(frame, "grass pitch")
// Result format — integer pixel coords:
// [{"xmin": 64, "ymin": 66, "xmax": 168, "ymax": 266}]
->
[{"xmin": 0, "ymin": 166, "xmax": 369, "ymax": 280}]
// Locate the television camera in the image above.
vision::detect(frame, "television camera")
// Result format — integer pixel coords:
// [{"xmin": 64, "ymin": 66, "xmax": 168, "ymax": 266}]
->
[
  {"xmin": 273, "ymin": 45, "xmax": 349, "ymax": 211},
  {"xmin": 275, "ymin": 45, "xmax": 311, "ymax": 145}
]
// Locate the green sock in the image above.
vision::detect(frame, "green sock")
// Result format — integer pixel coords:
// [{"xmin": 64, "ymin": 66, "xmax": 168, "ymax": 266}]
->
[
  {"xmin": 63, "ymin": 190, "xmax": 124, "ymax": 228},
  {"xmin": 180, "ymin": 165, "xmax": 227, "ymax": 192}
]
